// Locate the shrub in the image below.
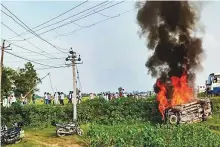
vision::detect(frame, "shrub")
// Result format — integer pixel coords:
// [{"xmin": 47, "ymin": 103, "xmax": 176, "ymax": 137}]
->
[
  {"xmin": 1, "ymin": 104, "xmax": 72, "ymax": 128},
  {"xmin": 210, "ymin": 97, "xmax": 220, "ymax": 113},
  {"xmin": 77, "ymin": 98, "xmax": 162, "ymax": 125},
  {"xmin": 1, "ymin": 97, "xmax": 220, "ymax": 128},
  {"xmin": 87, "ymin": 123, "xmax": 220, "ymax": 147},
  {"xmin": 1, "ymin": 98, "xmax": 160, "ymax": 128}
]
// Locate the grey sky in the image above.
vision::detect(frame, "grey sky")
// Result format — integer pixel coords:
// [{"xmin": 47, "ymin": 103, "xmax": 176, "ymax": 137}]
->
[{"xmin": 1, "ymin": 1, "xmax": 220, "ymax": 95}]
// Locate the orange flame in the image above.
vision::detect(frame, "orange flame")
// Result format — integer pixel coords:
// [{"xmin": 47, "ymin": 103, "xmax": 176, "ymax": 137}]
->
[{"xmin": 156, "ymin": 72, "xmax": 194, "ymax": 120}]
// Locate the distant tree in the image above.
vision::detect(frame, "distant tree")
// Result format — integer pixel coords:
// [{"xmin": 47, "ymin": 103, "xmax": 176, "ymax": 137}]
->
[
  {"xmin": 1, "ymin": 66, "xmax": 17, "ymax": 99},
  {"xmin": 14, "ymin": 62, "xmax": 40, "ymax": 100}
]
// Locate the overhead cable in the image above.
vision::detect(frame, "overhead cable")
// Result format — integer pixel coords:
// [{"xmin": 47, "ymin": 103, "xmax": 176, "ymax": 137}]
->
[
  {"xmin": 8, "ymin": 0, "xmax": 88, "ymax": 39},
  {"xmin": 1, "ymin": 22, "xmax": 57, "ymax": 58},
  {"xmin": 24, "ymin": 1, "xmax": 125, "ymax": 40},
  {"xmin": 2, "ymin": 39, "xmax": 61, "ymax": 59},
  {"xmin": 1, "ymin": 4, "xmax": 69, "ymax": 53},
  {"xmin": 58, "ymin": 8, "xmax": 135, "ymax": 37},
  {"xmin": 5, "ymin": 51, "xmax": 65, "ymax": 68}
]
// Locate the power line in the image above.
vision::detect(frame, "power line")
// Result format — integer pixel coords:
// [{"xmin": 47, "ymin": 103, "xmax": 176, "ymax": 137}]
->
[
  {"xmin": 4, "ymin": 51, "xmax": 64, "ymax": 68},
  {"xmin": 5, "ymin": 6, "xmax": 112, "ymax": 42},
  {"xmin": 35, "ymin": 65, "xmax": 70, "ymax": 70},
  {"xmin": 24, "ymin": 1, "xmax": 125, "ymax": 40},
  {"xmin": 5, "ymin": 57, "xmax": 64, "ymax": 63},
  {"xmin": 14, "ymin": 0, "xmax": 112, "ymax": 39},
  {"xmin": 2, "ymin": 9, "xmax": 68, "ymax": 53},
  {"xmin": 1, "ymin": 10, "xmax": 67, "ymax": 53},
  {"xmin": 1, "ymin": 22, "xmax": 57, "ymax": 58},
  {"xmin": 1, "ymin": 5, "xmax": 68, "ymax": 53},
  {"xmin": 2, "ymin": 39, "xmax": 62, "ymax": 59},
  {"xmin": 58, "ymin": 8, "xmax": 135, "ymax": 37},
  {"xmin": 12, "ymin": 51, "xmax": 67, "ymax": 55},
  {"xmin": 93, "ymin": 10, "xmax": 112, "ymax": 18},
  {"xmin": 5, "ymin": 39, "xmax": 27, "ymax": 42},
  {"xmin": 8, "ymin": 0, "xmax": 88, "ymax": 40}
]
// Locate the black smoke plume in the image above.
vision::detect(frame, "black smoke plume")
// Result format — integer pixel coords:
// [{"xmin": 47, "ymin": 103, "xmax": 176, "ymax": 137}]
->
[{"xmin": 136, "ymin": 1, "xmax": 204, "ymax": 96}]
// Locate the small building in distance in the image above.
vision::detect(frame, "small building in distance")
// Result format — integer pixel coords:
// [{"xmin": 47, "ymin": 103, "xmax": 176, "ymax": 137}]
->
[{"xmin": 197, "ymin": 85, "xmax": 206, "ymax": 93}]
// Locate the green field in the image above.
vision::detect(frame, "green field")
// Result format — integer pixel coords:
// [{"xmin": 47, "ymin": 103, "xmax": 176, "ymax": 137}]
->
[
  {"xmin": 3, "ymin": 96, "xmax": 220, "ymax": 147},
  {"xmin": 5, "ymin": 115, "xmax": 220, "ymax": 147}
]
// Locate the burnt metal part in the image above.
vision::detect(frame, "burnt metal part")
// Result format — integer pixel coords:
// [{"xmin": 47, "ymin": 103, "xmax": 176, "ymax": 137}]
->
[{"xmin": 165, "ymin": 98, "xmax": 212, "ymax": 124}]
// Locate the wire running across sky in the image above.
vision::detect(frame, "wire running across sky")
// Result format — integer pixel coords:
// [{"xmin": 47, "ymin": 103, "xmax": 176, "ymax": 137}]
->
[
  {"xmin": 22, "ymin": 1, "xmax": 125, "ymax": 40},
  {"xmin": 1, "ymin": 4, "xmax": 69, "ymax": 54},
  {"xmin": 1, "ymin": 1, "xmax": 135, "ymax": 74},
  {"xmin": 8, "ymin": 0, "xmax": 110, "ymax": 39},
  {"xmin": 35, "ymin": 65, "xmax": 70, "ymax": 70},
  {"xmin": 1, "ymin": 39, "xmax": 66, "ymax": 59},
  {"xmin": 8, "ymin": 0, "xmax": 89, "ymax": 39},
  {"xmin": 1, "ymin": 22, "xmax": 58, "ymax": 59},
  {"xmin": 4, "ymin": 57, "xmax": 65, "ymax": 63},
  {"xmin": 5, "ymin": 51, "xmax": 66, "ymax": 68},
  {"xmin": 57, "ymin": 8, "xmax": 136, "ymax": 37}
]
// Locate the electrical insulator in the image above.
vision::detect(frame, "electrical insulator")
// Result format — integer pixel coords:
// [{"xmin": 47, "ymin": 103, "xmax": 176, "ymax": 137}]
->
[
  {"xmin": 69, "ymin": 50, "xmax": 73, "ymax": 54},
  {"xmin": 78, "ymin": 55, "xmax": 81, "ymax": 61}
]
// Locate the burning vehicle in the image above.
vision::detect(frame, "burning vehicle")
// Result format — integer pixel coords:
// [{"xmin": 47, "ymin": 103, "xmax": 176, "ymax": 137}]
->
[
  {"xmin": 164, "ymin": 98, "xmax": 212, "ymax": 124},
  {"xmin": 136, "ymin": 1, "xmax": 211, "ymax": 123},
  {"xmin": 154, "ymin": 73, "xmax": 212, "ymax": 124}
]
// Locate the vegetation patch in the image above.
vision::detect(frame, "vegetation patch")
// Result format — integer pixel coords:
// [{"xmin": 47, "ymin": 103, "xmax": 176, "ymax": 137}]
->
[
  {"xmin": 2, "ymin": 97, "xmax": 220, "ymax": 128},
  {"xmin": 87, "ymin": 123, "xmax": 220, "ymax": 147},
  {"xmin": 2, "ymin": 97, "xmax": 220, "ymax": 146}
]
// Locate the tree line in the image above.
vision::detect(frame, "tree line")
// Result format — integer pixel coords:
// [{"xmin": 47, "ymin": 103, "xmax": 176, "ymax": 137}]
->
[{"xmin": 1, "ymin": 62, "xmax": 40, "ymax": 100}]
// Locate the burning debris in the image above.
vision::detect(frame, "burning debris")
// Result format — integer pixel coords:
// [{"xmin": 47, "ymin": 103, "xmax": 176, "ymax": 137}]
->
[{"xmin": 136, "ymin": 1, "xmax": 211, "ymax": 122}]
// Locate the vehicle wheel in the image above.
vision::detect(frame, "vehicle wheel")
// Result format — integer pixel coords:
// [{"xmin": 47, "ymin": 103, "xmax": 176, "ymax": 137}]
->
[
  {"xmin": 169, "ymin": 115, "xmax": 178, "ymax": 125},
  {"xmin": 15, "ymin": 138, "xmax": 22, "ymax": 144},
  {"xmin": 77, "ymin": 128, "xmax": 84, "ymax": 136},
  {"xmin": 56, "ymin": 128, "xmax": 66, "ymax": 137}
]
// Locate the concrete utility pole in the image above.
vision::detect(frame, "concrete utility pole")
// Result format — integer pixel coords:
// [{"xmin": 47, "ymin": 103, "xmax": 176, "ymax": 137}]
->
[
  {"xmin": 66, "ymin": 48, "xmax": 83, "ymax": 121},
  {"xmin": 0, "ymin": 40, "xmax": 11, "ymax": 100}
]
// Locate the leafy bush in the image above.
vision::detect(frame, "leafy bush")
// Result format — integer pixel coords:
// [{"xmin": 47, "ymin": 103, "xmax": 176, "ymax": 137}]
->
[
  {"xmin": 1, "ymin": 97, "xmax": 220, "ymax": 128},
  {"xmin": 1, "ymin": 98, "xmax": 160, "ymax": 128},
  {"xmin": 77, "ymin": 98, "xmax": 161, "ymax": 125},
  {"xmin": 210, "ymin": 97, "xmax": 220, "ymax": 113},
  {"xmin": 1, "ymin": 104, "xmax": 72, "ymax": 128},
  {"xmin": 197, "ymin": 92, "xmax": 206, "ymax": 97},
  {"xmin": 87, "ymin": 123, "xmax": 220, "ymax": 147}
]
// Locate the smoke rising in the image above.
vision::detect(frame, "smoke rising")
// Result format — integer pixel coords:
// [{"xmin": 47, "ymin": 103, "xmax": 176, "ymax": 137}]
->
[{"xmin": 136, "ymin": 1, "xmax": 204, "ymax": 92}]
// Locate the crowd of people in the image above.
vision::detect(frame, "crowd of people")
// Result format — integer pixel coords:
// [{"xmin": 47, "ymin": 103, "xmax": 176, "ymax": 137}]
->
[
  {"xmin": 1, "ymin": 90, "xmax": 82, "ymax": 107},
  {"xmin": 2, "ymin": 88, "xmax": 153, "ymax": 108},
  {"xmin": 43, "ymin": 92, "xmax": 65, "ymax": 105},
  {"xmin": 92, "ymin": 89, "xmax": 154, "ymax": 101},
  {"xmin": 2, "ymin": 93, "xmax": 35, "ymax": 107},
  {"xmin": 97, "ymin": 92, "xmax": 142, "ymax": 101},
  {"xmin": 43, "ymin": 91, "xmax": 82, "ymax": 105}
]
